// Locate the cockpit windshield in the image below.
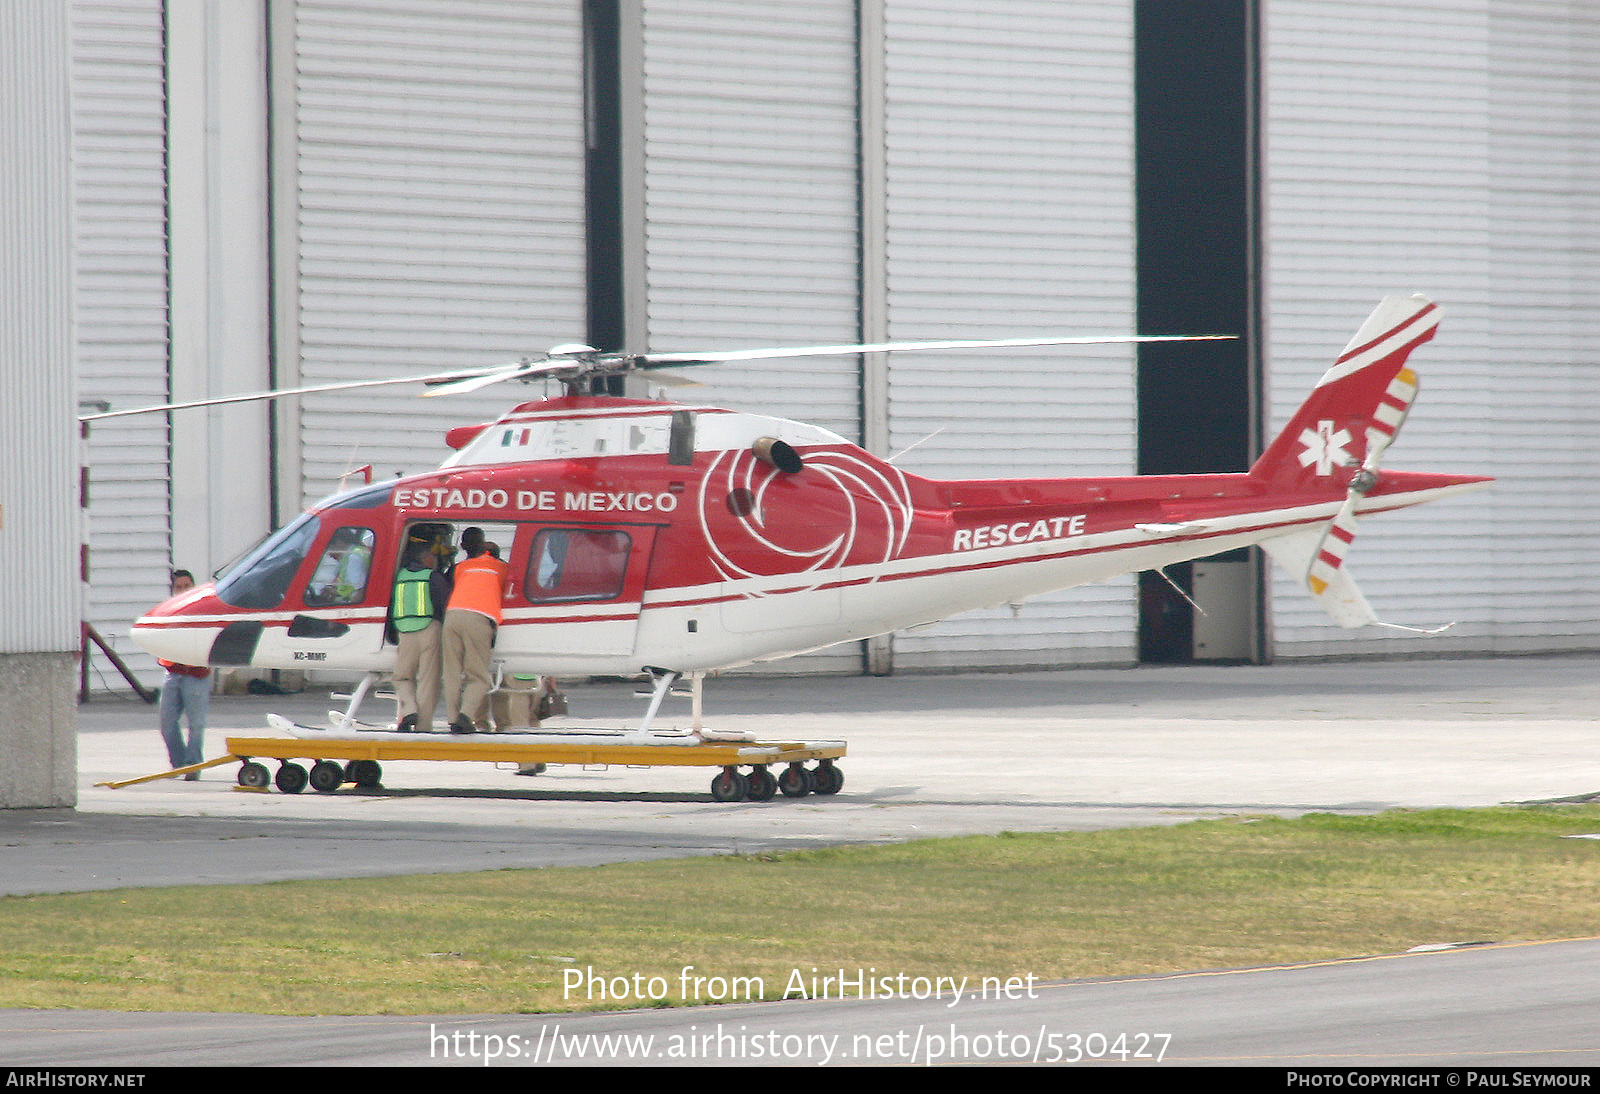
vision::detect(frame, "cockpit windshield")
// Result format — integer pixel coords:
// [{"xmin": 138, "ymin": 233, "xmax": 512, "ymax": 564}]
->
[
  {"xmin": 311, "ymin": 480, "xmax": 394, "ymax": 511},
  {"xmin": 213, "ymin": 513, "xmax": 319, "ymax": 609}
]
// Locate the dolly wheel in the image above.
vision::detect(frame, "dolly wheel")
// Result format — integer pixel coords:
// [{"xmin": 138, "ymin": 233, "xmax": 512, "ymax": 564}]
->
[
  {"xmin": 778, "ymin": 763, "xmax": 812, "ymax": 798},
  {"xmin": 345, "ymin": 760, "xmax": 383, "ymax": 788},
  {"xmin": 238, "ymin": 761, "xmax": 269, "ymax": 789},
  {"xmin": 309, "ymin": 760, "xmax": 345, "ymax": 794},
  {"xmin": 274, "ymin": 762, "xmax": 308, "ymax": 795},
  {"xmin": 710, "ymin": 767, "xmax": 748, "ymax": 803},
  {"xmin": 812, "ymin": 761, "xmax": 843, "ymax": 796},
  {"xmin": 746, "ymin": 766, "xmax": 777, "ymax": 802}
]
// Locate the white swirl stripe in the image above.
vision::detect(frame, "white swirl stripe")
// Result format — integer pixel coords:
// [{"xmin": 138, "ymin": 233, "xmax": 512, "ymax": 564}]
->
[{"xmin": 697, "ymin": 447, "xmax": 913, "ymax": 596}]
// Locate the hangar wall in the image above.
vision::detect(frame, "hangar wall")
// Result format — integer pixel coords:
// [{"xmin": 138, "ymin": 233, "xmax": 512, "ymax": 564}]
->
[
  {"xmin": 1261, "ymin": 0, "xmax": 1600, "ymax": 658},
  {"xmin": 63, "ymin": 1, "xmax": 1600, "ymax": 693},
  {"xmin": 272, "ymin": 0, "xmax": 590, "ymax": 514},
  {"xmin": 636, "ymin": 0, "xmax": 1142, "ymax": 673},
  {"xmin": 2, "ymin": 2, "xmax": 78, "ymax": 806},
  {"xmin": 72, "ymin": 0, "xmax": 173, "ymax": 691},
  {"xmin": 71, "ymin": 0, "xmax": 593, "ymax": 691},
  {"xmin": 879, "ymin": 0, "xmax": 1141, "ymax": 670},
  {"xmin": 165, "ymin": 0, "xmax": 272, "ymax": 630}
]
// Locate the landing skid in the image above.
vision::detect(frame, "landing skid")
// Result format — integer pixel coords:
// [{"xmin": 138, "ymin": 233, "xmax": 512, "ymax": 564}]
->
[
  {"xmin": 327, "ymin": 671, "xmax": 384, "ymax": 733},
  {"xmin": 274, "ymin": 711, "xmax": 748, "ymax": 748},
  {"xmin": 636, "ymin": 667, "xmax": 704, "ymax": 733}
]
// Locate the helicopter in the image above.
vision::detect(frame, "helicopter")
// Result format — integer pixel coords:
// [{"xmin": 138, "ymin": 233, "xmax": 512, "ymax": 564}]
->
[{"xmin": 114, "ymin": 294, "xmax": 1489, "ymax": 735}]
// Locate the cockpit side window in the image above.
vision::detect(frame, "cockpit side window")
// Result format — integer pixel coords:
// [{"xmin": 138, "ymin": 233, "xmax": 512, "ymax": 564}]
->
[
  {"xmin": 214, "ymin": 514, "xmax": 319, "ymax": 609},
  {"xmin": 304, "ymin": 526, "xmax": 378, "ymax": 607}
]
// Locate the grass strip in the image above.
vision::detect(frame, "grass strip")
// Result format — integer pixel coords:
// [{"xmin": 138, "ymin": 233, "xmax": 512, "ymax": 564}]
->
[{"xmin": 2, "ymin": 805, "xmax": 1598, "ymax": 1015}]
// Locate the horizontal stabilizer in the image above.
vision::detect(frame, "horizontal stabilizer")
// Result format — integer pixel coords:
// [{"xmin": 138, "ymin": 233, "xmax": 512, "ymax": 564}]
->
[{"xmin": 1135, "ymin": 521, "xmax": 1212, "ymax": 537}]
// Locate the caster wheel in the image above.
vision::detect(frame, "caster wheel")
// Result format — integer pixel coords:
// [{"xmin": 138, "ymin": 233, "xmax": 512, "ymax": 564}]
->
[
  {"xmin": 710, "ymin": 768, "xmax": 748, "ymax": 803},
  {"xmin": 745, "ymin": 767, "xmax": 777, "ymax": 801},
  {"xmin": 237, "ymin": 761, "xmax": 269, "ymax": 789},
  {"xmin": 345, "ymin": 760, "xmax": 382, "ymax": 788},
  {"xmin": 309, "ymin": 760, "xmax": 346, "ymax": 794},
  {"xmin": 778, "ymin": 763, "xmax": 812, "ymax": 798},
  {"xmin": 811, "ymin": 762, "xmax": 843, "ymax": 796},
  {"xmin": 274, "ymin": 762, "xmax": 308, "ymax": 794}
]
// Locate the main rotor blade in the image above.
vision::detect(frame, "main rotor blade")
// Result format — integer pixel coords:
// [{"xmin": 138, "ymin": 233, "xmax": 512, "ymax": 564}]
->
[
  {"xmin": 78, "ymin": 364, "xmax": 530, "ymax": 422},
  {"xmin": 637, "ymin": 333, "xmax": 1234, "ymax": 369},
  {"xmin": 79, "ymin": 332, "xmax": 1237, "ymax": 421},
  {"xmin": 419, "ymin": 345, "xmax": 608, "ymax": 396},
  {"xmin": 419, "ymin": 362, "xmax": 551, "ymax": 397}
]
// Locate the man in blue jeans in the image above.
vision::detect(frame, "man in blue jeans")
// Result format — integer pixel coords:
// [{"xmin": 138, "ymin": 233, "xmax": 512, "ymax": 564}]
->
[{"xmin": 157, "ymin": 569, "xmax": 211, "ymax": 779}]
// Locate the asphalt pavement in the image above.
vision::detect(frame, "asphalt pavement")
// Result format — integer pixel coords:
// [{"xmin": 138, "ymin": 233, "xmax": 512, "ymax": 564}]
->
[
  {"xmin": 20, "ymin": 653, "xmax": 1600, "ymax": 895},
  {"xmin": 5, "ymin": 655, "xmax": 1600, "ymax": 1068}
]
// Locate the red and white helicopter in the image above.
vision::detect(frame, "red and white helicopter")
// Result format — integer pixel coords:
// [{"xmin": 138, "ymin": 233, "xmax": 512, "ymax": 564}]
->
[{"xmin": 112, "ymin": 294, "xmax": 1488, "ymax": 742}]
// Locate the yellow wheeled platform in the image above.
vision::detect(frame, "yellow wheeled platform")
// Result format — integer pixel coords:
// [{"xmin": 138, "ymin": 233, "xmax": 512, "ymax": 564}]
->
[{"xmin": 221, "ymin": 733, "xmax": 847, "ymax": 801}]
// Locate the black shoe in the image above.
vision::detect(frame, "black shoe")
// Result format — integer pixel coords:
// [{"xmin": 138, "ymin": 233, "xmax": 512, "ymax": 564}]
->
[
  {"xmin": 396, "ymin": 714, "xmax": 417, "ymax": 733},
  {"xmin": 449, "ymin": 717, "xmax": 477, "ymax": 735}
]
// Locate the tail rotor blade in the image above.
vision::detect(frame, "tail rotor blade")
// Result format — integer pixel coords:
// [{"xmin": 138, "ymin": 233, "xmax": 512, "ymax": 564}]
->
[
  {"xmin": 1305, "ymin": 493, "xmax": 1362, "ymax": 600},
  {"xmin": 1361, "ymin": 366, "xmax": 1420, "ymax": 473}
]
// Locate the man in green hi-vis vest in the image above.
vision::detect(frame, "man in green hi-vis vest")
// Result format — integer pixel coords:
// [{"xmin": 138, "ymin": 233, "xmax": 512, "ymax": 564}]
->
[{"xmin": 391, "ymin": 542, "xmax": 452, "ymax": 732}]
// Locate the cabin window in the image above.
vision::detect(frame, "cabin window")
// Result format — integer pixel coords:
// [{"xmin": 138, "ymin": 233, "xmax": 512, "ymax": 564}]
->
[
  {"xmin": 304, "ymin": 526, "xmax": 377, "ymax": 607},
  {"xmin": 526, "ymin": 528, "xmax": 630, "ymax": 603},
  {"xmin": 668, "ymin": 410, "xmax": 695, "ymax": 465}
]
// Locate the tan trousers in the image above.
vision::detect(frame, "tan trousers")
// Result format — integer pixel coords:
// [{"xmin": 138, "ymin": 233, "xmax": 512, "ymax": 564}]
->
[
  {"xmin": 442, "ymin": 609, "xmax": 496, "ymax": 727},
  {"xmin": 492, "ymin": 675, "xmax": 544, "ymax": 731},
  {"xmin": 392, "ymin": 619, "xmax": 442, "ymax": 730}
]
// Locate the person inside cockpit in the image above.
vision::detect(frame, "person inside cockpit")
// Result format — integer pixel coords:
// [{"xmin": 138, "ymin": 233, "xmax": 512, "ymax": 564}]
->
[{"xmin": 305, "ymin": 527, "xmax": 375, "ymax": 606}]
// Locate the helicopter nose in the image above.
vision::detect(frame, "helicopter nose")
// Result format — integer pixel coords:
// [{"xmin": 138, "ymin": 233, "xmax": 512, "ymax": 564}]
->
[{"xmin": 131, "ymin": 587, "xmax": 226, "ymax": 668}]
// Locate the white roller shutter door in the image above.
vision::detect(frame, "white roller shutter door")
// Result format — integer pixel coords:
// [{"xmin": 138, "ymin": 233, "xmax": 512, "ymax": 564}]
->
[
  {"xmin": 883, "ymin": 1, "xmax": 1140, "ymax": 670},
  {"xmin": 639, "ymin": 0, "xmax": 864, "ymax": 674},
  {"xmin": 1478, "ymin": 1, "xmax": 1600, "ymax": 653},
  {"xmin": 1262, "ymin": 0, "xmax": 1600, "ymax": 657},
  {"xmin": 639, "ymin": 1, "xmax": 862, "ymax": 441},
  {"xmin": 281, "ymin": 0, "xmax": 588, "ymax": 503},
  {"xmin": 72, "ymin": 0, "xmax": 173, "ymax": 687}
]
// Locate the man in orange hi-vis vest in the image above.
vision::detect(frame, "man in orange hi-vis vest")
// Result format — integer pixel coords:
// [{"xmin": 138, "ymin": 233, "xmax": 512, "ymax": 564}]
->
[{"xmin": 442, "ymin": 541, "xmax": 510, "ymax": 735}]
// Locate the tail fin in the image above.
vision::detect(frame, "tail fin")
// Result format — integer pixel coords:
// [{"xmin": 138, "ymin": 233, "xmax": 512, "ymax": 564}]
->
[
  {"xmin": 1254, "ymin": 296, "xmax": 1453, "ymax": 632},
  {"xmin": 1250, "ymin": 295, "xmax": 1438, "ymax": 491}
]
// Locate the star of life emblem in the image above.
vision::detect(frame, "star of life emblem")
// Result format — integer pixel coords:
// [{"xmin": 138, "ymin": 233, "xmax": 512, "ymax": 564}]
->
[{"xmin": 1297, "ymin": 419, "xmax": 1353, "ymax": 476}]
